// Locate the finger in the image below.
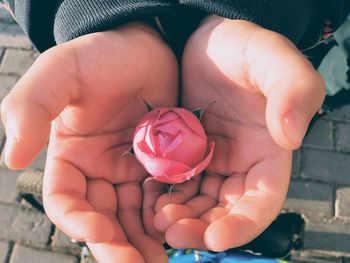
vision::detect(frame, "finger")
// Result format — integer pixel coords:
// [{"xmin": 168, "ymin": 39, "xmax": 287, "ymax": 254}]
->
[
  {"xmin": 246, "ymin": 28, "xmax": 325, "ymax": 149},
  {"xmin": 85, "ymin": 179, "xmax": 125, "ymax": 239},
  {"xmin": 86, "ymin": 179, "xmax": 117, "ymax": 214},
  {"xmin": 154, "ymin": 174, "xmax": 221, "ymax": 232},
  {"xmin": 165, "ymin": 218, "xmax": 208, "ymax": 250},
  {"xmin": 0, "ymin": 45, "xmax": 80, "ymax": 169},
  {"xmin": 43, "ymin": 157, "xmax": 114, "ymax": 242},
  {"xmin": 216, "ymin": 174, "xmax": 245, "ymax": 209},
  {"xmin": 154, "ymin": 175, "xmax": 200, "ymax": 212},
  {"xmin": 142, "ymin": 179, "xmax": 165, "ymax": 241},
  {"xmin": 204, "ymin": 153, "xmax": 291, "ymax": 251},
  {"xmin": 199, "ymin": 175, "xmax": 246, "ymax": 222},
  {"xmin": 154, "ymin": 204, "xmax": 197, "ymax": 233},
  {"xmin": 88, "ymin": 241, "xmax": 145, "ymax": 263},
  {"xmin": 159, "ymin": 175, "xmax": 242, "ymax": 248},
  {"xmin": 116, "ymin": 182, "xmax": 168, "ymax": 263},
  {"xmin": 86, "ymin": 179, "xmax": 145, "ymax": 263},
  {"xmin": 200, "ymin": 207, "xmax": 229, "ymax": 223},
  {"xmin": 155, "ymin": 196, "xmax": 217, "ymax": 233}
]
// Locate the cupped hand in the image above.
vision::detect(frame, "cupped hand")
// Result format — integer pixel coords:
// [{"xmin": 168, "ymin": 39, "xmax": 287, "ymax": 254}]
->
[
  {"xmin": 1, "ymin": 23, "xmax": 178, "ymax": 263},
  {"xmin": 153, "ymin": 16, "xmax": 325, "ymax": 251}
]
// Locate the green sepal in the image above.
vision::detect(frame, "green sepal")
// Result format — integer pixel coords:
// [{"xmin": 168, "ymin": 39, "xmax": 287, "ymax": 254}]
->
[
  {"xmin": 192, "ymin": 108, "xmax": 205, "ymax": 121},
  {"xmin": 121, "ymin": 146, "xmax": 135, "ymax": 157},
  {"xmin": 192, "ymin": 101, "xmax": 216, "ymax": 121},
  {"xmin": 142, "ymin": 98, "xmax": 154, "ymax": 112}
]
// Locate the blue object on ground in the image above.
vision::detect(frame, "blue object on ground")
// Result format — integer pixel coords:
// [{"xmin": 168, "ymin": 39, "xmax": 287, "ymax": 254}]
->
[{"xmin": 168, "ymin": 249, "xmax": 289, "ymax": 263}]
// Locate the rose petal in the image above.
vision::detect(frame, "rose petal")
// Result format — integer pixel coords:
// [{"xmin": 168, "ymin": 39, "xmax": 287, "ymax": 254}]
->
[
  {"xmin": 172, "ymin": 108, "xmax": 207, "ymax": 139},
  {"xmin": 153, "ymin": 112, "xmax": 180, "ymax": 131},
  {"xmin": 191, "ymin": 141, "xmax": 215, "ymax": 176},
  {"xmin": 145, "ymin": 125, "xmax": 158, "ymax": 154},
  {"xmin": 134, "ymin": 108, "xmax": 165, "ymax": 133},
  {"xmin": 158, "ymin": 109, "xmax": 180, "ymax": 123},
  {"xmin": 152, "ymin": 174, "xmax": 189, "ymax": 184},
  {"xmin": 137, "ymin": 141, "xmax": 155, "ymax": 157},
  {"xmin": 153, "ymin": 124, "xmax": 179, "ymax": 136},
  {"xmin": 143, "ymin": 109, "xmax": 162, "ymax": 123},
  {"xmin": 162, "ymin": 131, "xmax": 183, "ymax": 155},
  {"xmin": 158, "ymin": 108, "xmax": 171, "ymax": 117},
  {"xmin": 134, "ymin": 148, "xmax": 192, "ymax": 177},
  {"xmin": 152, "ymin": 141, "xmax": 215, "ymax": 184}
]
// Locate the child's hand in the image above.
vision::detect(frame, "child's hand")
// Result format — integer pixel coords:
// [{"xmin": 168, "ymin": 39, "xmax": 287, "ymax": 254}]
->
[
  {"xmin": 153, "ymin": 16, "xmax": 325, "ymax": 251},
  {"xmin": 1, "ymin": 22, "xmax": 178, "ymax": 263}
]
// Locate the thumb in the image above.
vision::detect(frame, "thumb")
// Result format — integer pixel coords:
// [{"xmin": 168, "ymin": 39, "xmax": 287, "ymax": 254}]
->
[
  {"xmin": 265, "ymin": 71, "xmax": 325, "ymax": 150},
  {"xmin": 248, "ymin": 30, "xmax": 326, "ymax": 149},
  {"xmin": 1, "ymin": 45, "xmax": 80, "ymax": 169}
]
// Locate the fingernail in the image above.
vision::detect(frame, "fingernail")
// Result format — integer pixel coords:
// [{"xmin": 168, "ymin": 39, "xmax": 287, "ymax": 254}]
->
[
  {"xmin": 71, "ymin": 238, "xmax": 87, "ymax": 244},
  {"xmin": 283, "ymin": 109, "xmax": 309, "ymax": 147},
  {"xmin": 4, "ymin": 126, "xmax": 17, "ymax": 165},
  {"xmin": 71, "ymin": 238, "xmax": 97, "ymax": 243},
  {"xmin": 83, "ymin": 239, "xmax": 98, "ymax": 243}
]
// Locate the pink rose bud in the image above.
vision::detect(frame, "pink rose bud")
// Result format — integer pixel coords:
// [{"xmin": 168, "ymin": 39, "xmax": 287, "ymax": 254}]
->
[{"xmin": 133, "ymin": 107, "xmax": 215, "ymax": 184}]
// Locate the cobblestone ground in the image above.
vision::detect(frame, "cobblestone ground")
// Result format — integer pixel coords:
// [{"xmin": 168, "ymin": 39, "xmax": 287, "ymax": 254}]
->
[{"xmin": 0, "ymin": 6, "xmax": 350, "ymax": 263}]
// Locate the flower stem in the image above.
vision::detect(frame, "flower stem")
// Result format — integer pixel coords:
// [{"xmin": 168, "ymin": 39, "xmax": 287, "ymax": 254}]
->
[{"xmin": 166, "ymin": 184, "xmax": 175, "ymax": 200}]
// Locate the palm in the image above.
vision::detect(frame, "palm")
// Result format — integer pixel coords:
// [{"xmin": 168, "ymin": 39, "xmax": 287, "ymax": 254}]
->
[
  {"xmin": 154, "ymin": 55, "xmax": 292, "ymax": 251},
  {"xmin": 152, "ymin": 17, "xmax": 305, "ymax": 251},
  {"xmin": 47, "ymin": 93, "xmax": 167, "ymax": 262},
  {"xmin": 32, "ymin": 24, "xmax": 179, "ymax": 262},
  {"xmin": 177, "ymin": 66, "xmax": 291, "ymax": 250}
]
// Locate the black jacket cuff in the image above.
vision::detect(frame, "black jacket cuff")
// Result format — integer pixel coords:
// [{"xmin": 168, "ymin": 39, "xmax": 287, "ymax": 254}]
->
[
  {"xmin": 179, "ymin": 0, "xmax": 323, "ymax": 49},
  {"xmin": 54, "ymin": 0, "xmax": 176, "ymax": 44}
]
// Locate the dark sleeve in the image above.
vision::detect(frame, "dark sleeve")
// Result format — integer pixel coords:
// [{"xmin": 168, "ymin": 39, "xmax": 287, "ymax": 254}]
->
[
  {"xmin": 3, "ymin": 0, "xmax": 350, "ymax": 52},
  {"xmin": 3, "ymin": 0, "xmax": 177, "ymax": 52},
  {"xmin": 179, "ymin": 0, "xmax": 350, "ymax": 49}
]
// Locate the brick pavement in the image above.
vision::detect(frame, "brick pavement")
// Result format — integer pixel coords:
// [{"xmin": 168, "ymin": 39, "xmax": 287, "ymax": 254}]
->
[{"xmin": 0, "ymin": 6, "xmax": 350, "ymax": 263}]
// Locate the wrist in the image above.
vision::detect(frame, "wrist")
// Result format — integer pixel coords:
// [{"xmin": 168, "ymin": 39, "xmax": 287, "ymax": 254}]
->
[
  {"xmin": 196, "ymin": 15, "xmax": 268, "ymax": 42},
  {"xmin": 115, "ymin": 20, "xmax": 166, "ymax": 44}
]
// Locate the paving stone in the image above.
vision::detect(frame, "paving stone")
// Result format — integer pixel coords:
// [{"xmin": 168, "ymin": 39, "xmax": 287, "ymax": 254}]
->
[
  {"xmin": 81, "ymin": 255, "xmax": 97, "ymax": 263},
  {"xmin": 0, "ymin": 49, "xmax": 37, "ymax": 76},
  {"xmin": 335, "ymin": 122, "xmax": 350, "ymax": 152},
  {"xmin": 0, "ymin": 74, "xmax": 18, "ymax": 101},
  {"xmin": 292, "ymin": 258, "xmax": 339, "ymax": 263},
  {"xmin": 292, "ymin": 150, "xmax": 301, "ymax": 178},
  {"xmin": 51, "ymin": 229, "xmax": 81, "ymax": 256},
  {"xmin": 303, "ymin": 217, "xmax": 350, "ymax": 253},
  {"xmin": 325, "ymin": 104, "xmax": 350, "ymax": 122},
  {"xmin": 0, "ymin": 241, "xmax": 10, "ymax": 263},
  {"xmin": 284, "ymin": 180, "xmax": 333, "ymax": 216},
  {"xmin": 335, "ymin": 187, "xmax": 350, "ymax": 218},
  {"xmin": 10, "ymin": 244, "xmax": 78, "ymax": 263},
  {"xmin": 0, "ymin": 7, "xmax": 15, "ymax": 24},
  {"xmin": 0, "ymin": 124, "xmax": 3, "ymax": 140},
  {"xmin": 303, "ymin": 120, "xmax": 333, "ymax": 149},
  {"xmin": 0, "ymin": 203, "xmax": 52, "ymax": 248},
  {"xmin": 0, "ymin": 167, "xmax": 22, "ymax": 203},
  {"xmin": 20, "ymin": 198, "xmax": 37, "ymax": 209},
  {"xmin": 16, "ymin": 170, "xmax": 43, "ymax": 199},
  {"xmin": 29, "ymin": 146, "xmax": 47, "ymax": 170},
  {"xmin": 291, "ymin": 250, "xmax": 342, "ymax": 263},
  {"xmin": 301, "ymin": 149, "xmax": 350, "ymax": 185},
  {"xmin": 0, "ymin": 23, "xmax": 32, "ymax": 49},
  {"xmin": 0, "ymin": 116, "xmax": 5, "ymax": 143}
]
